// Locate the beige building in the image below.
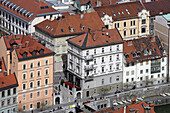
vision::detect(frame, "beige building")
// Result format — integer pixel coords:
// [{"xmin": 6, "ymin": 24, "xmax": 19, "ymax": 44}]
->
[
  {"xmin": 0, "ymin": 35, "xmax": 54, "ymax": 111},
  {"xmin": 94, "ymin": 1, "xmax": 150, "ymax": 40}
]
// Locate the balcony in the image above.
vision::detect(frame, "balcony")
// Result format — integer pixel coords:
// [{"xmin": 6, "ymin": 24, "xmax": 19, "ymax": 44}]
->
[
  {"xmin": 85, "ymin": 75, "xmax": 94, "ymax": 82},
  {"xmin": 85, "ymin": 55, "xmax": 93, "ymax": 61},
  {"xmin": 85, "ymin": 65, "xmax": 94, "ymax": 71},
  {"xmin": 151, "ymin": 62, "xmax": 161, "ymax": 66}
]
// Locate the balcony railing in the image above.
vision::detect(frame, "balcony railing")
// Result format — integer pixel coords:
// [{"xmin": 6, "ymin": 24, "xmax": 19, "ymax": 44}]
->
[
  {"xmin": 85, "ymin": 64, "xmax": 94, "ymax": 71},
  {"xmin": 151, "ymin": 62, "xmax": 161, "ymax": 66},
  {"xmin": 85, "ymin": 55, "xmax": 93, "ymax": 61}
]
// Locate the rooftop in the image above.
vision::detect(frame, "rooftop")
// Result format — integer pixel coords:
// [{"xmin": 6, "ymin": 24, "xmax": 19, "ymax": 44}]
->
[
  {"xmin": 123, "ymin": 36, "xmax": 166, "ymax": 63},
  {"xmin": 67, "ymin": 28, "xmax": 123, "ymax": 50},
  {"xmin": 0, "ymin": 0, "xmax": 59, "ymax": 22},
  {"xmin": 163, "ymin": 13, "xmax": 170, "ymax": 22},
  {"xmin": 0, "ymin": 57, "xmax": 18, "ymax": 91},
  {"xmin": 94, "ymin": 1, "xmax": 144, "ymax": 21},
  {"xmin": 3, "ymin": 35, "xmax": 55, "ymax": 61},
  {"xmin": 144, "ymin": 0, "xmax": 170, "ymax": 16},
  {"xmin": 35, "ymin": 12, "xmax": 105, "ymax": 37}
]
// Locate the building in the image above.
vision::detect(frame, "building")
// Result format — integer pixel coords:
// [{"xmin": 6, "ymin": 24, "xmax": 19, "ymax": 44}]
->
[
  {"xmin": 144, "ymin": 0, "xmax": 170, "ymax": 36},
  {"xmin": 96, "ymin": 99, "xmax": 155, "ymax": 113},
  {"xmin": 94, "ymin": 1, "xmax": 150, "ymax": 40},
  {"xmin": 0, "ymin": 57, "xmax": 18, "ymax": 113},
  {"xmin": 0, "ymin": 35, "xmax": 54, "ymax": 111},
  {"xmin": 123, "ymin": 36, "xmax": 167, "ymax": 89},
  {"xmin": 45, "ymin": 0, "xmax": 74, "ymax": 5},
  {"xmin": 34, "ymin": 12, "xmax": 105, "ymax": 84},
  {"xmin": 0, "ymin": 0, "xmax": 60, "ymax": 35},
  {"xmin": 66, "ymin": 28, "xmax": 124, "ymax": 101}
]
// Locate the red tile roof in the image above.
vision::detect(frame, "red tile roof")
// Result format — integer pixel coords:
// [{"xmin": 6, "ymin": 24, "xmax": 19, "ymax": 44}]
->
[
  {"xmin": 0, "ymin": 57, "xmax": 18, "ymax": 91},
  {"xmin": 96, "ymin": 101, "xmax": 155, "ymax": 113},
  {"xmin": 144, "ymin": 0, "xmax": 170, "ymax": 16},
  {"xmin": 94, "ymin": 1, "xmax": 145, "ymax": 21},
  {"xmin": 123, "ymin": 36, "xmax": 166, "ymax": 63},
  {"xmin": 35, "ymin": 12, "xmax": 105, "ymax": 37},
  {"xmin": 91, "ymin": 0, "xmax": 119, "ymax": 7},
  {"xmin": 0, "ymin": 0, "xmax": 58, "ymax": 22},
  {"xmin": 79, "ymin": 0, "xmax": 90, "ymax": 5},
  {"xmin": 3, "ymin": 35, "xmax": 54, "ymax": 61},
  {"xmin": 67, "ymin": 28, "xmax": 123, "ymax": 49}
]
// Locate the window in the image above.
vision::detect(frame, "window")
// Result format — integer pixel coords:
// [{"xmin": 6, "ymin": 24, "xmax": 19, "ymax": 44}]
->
[
  {"xmin": 126, "ymin": 71, "xmax": 129, "ymax": 76},
  {"xmin": 141, "ymin": 28, "xmax": 146, "ymax": 33},
  {"xmin": 117, "ymin": 54, "xmax": 119, "ymax": 60},
  {"xmin": 30, "ymin": 71, "xmax": 34, "ymax": 78},
  {"xmin": 158, "ymin": 74, "xmax": 160, "ymax": 78},
  {"xmin": 13, "ymin": 97, "xmax": 16, "ymax": 103},
  {"xmin": 94, "ymin": 49, "xmax": 96, "ymax": 54},
  {"xmin": 45, "ymin": 90, "xmax": 48, "ymax": 95},
  {"xmin": 102, "ymin": 48, "xmax": 104, "ymax": 53},
  {"xmin": 30, "ymin": 104, "xmax": 33, "ymax": 109},
  {"xmin": 23, "ymin": 64, "xmax": 26, "ymax": 70},
  {"xmin": 117, "ymin": 23, "xmax": 119, "ymax": 28},
  {"xmin": 116, "ymin": 64, "xmax": 119, "ymax": 70},
  {"xmin": 124, "ymin": 30, "xmax": 126, "ymax": 36},
  {"xmin": 94, "ymin": 69, "xmax": 96, "ymax": 74},
  {"xmin": 162, "ymin": 73, "xmax": 164, "ymax": 77},
  {"xmin": 130, "ymin": 29, "xmax": 133, "ymax": 35},
  {"xmin": 30, "ymin": 93, "xmax": 33, "ymax": 99},
  {"xmin": 45, "ymin": 60, "xmax": 48, "ymax": 65},
  {"xmin": 133, "ymin": 20, "xmax": 135, "ymax": 26},
  {"xmin": 23, "ymin": 83, "xmax": 26, "ymax": 90},
  {"xmin": 131, "ymin": 70, "xmax": 134, "ymax": 75},
  {"xmin": 146, "ymin": 69, "xmax": 149, "ymax": 73},
  {"xmin": 140, "ymin": 77, "xmax": 143, "ymax": 80},
  {"xmin": 37, "ymin": 91, "xmax": 40, "ymax": 97},
  {"xmin": 132, "ymin": 78, "xmax": 134, "ymax": 81},
  {"xmin": 45, "ymin": 100, "xmax": 48, "ymax": 105},
  {"xmin": 102, "ymin": 67, "xmax": 104, "ymax": 73},
  {"xmin": 37, "ymin": 61, "xmax": 41, "ymax": 67},
  {"xmin": 102, "ymin": 57, "xmax": 104, "ymax": 63},
  {"xmin": 30, "ymin": 63, "xmax": 33, "ymax": 68},
  {"xmin": 116, "ymin": 76, "xmax": 119, "ymax": 81},
  {"xmin": 162, "ymin": 66, "xmax": 164, "ymax": 71},
  {"xmin": 117, "ymin": 45, "xmax": 119, "ymax": 51},
  {"xmin": 132, "ymin": 62, "xmax": 134, "ymax": 66},
  {"xmin": 110, "ymin": 77, "xmax": 112, "ymax": 83},
  {"xmin": 126, "ymin": 79, "xmax": 129, "ymax": 82},
  {"xmin": 86, "ymin": 51, "xmax": 89, "ymax": 56},
  {"xmin": 151, "ymin": 75, "xmax": 154, "ymax": 78},
  {"xmin": 110, "ymin": 65, "xmax": 112, "ymax": 71},
  {"xmin": 94, "ymin": 59, "xmax": 96, "ymax": 64},
  {"xmin": 45, "ymin": 68, "xmax": 49, "ymax": 75},
  {"xmin": 13, "ymin": 88, "xmax": 16, "ymax": 94},
  {"xmin": 110, "ymin": 46, "xmax": 112, "ymax": 51},
  {"xmin": 23, "ymin": 94, "xmax": 26, "ymax": 100},
  {"xmin": 23, "ymin": 105, "xmax": 26, "ymax": 110},
  {"xmin": 37, "ymin": 70, "xmax": 41, "ymax": 77},
  {"xmin": 114, "ymin": 23, "xmax": 116, "ymax": 28},
  {"xmin": 23, "ymin": 73, "xmax": 26, "ymax": 80},
  {"xmin": 124, "ymin": 22, "xmax": 126, "ymax": 27},
  {"xmin": 110, "ymin": 56, "xmax": 112, "ymax": 61},
  {"xmin": 37, "ymin": 81, "xmax": 41, "ymax": 87},
  {"xmin": 102, "ymin": 79, "xmax": 104, "ymax": 85},
  {"xmin": 140, "ymin": 70, "xmax": 143, "ymax": 74},
  {"xmin": 142, "ymin": 19, "xmax": 146, "ymax": 24},
  {"xmin": 45, "ymin": 79, "xmax": 48, "ymax": 85},
  {"xmin": 162, "ymin": 58, "xmax": 164, "ymax": 62},
  {"xmin": 8, "ymin": 89, "xmax": 10, "ymax": 96},
  {"xmin": 30, "ymin": 82, "xmax": 33, "ymax": 89}
]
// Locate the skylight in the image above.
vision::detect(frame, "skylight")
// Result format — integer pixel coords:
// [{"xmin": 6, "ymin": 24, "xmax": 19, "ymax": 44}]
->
[
  {"xmin": 6, "ymin": 36, "xmax": 9, "ymax": 40},
  {"xmin": 61, "ymin": 29, "xmax": 64, "ymax": 32},
  {"xmin": 51, "ymin": 28, "xmax": 54, "ymax": 31},
  {"xmin": 8, "ymin": 2, "xmax": 13, "ymax": 7},
  {"xmin": 137, "ymin": 8, "xmax": 140, "ymax": 12},
  {"xmin": 118, "ymin": 12, "xmax": 121, "ymax": 15},
  {"xmin": 126, "ymin": 9, "xmax": 130, "ymax": 15},
  {"xmin": 112, "ymin": 11, "xmax": 116, "ymax": 17}
]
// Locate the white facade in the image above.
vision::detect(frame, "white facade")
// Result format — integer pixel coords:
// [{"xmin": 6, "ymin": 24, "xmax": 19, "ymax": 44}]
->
[
  {"xmin": 67, "ymin": 41, "xmax": 124, "ymax": 99},
  {"xmin": 123, "ymin": 57, "xmax": 167, "ymax": 89},
  {"xmin": 0, "ymin": 87, "xmax": 18, "ymax": 113}
]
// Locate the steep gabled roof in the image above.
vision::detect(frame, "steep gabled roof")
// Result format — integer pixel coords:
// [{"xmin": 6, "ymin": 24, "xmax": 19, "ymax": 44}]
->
[
  {"xmin": 67, "ymin": 28, "xmax": 123, "ymax": 49},
  {"xmin": 35, "ymin": 12, "xmax": 105, "ymax": 37}
]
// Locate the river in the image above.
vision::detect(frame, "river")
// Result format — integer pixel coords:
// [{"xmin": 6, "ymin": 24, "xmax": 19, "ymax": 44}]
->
[{"xmin": 154, "ymin": 104, "xmax": 170, "ymax": 113}]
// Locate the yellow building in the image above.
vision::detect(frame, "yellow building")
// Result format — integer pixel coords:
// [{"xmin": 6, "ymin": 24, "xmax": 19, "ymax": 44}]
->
[{"xmin": 94, "ymin": 1, "xmax": 150, "ymax": 40}]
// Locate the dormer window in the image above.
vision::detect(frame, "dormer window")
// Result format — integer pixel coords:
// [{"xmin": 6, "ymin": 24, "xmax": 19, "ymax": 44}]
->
[
  {"xmin": 163, "ymin": 49, "xmax": 166, "ymax": 55},
  {"xmin": 132, "ymin": 52, "xmax": 136, "ymax": 58},
  {"xmin": 137, "ymin": 51, "xmax": 140, "ymax": 56},
  {"xmin": 125, "ymin": 54, "xmax": 129, "ymax": 59},
  {"xmin": 23, "ymin": 52, "xmax": 27, "ymax": 58},
  {"xmin": 81, "ymin": 25, "xmax": 85, "ymax": 30},
  {"xmin": 70, "ymin": 27, "xmax": 74, "ymax": 32},
  {"xmin": 149, "ymin": 49, "xmax": 152, "ymax": 55},
  {"xmin": 32, "ymin": 50, "xmax": 36, "ymax": 56},
  {"xmin": 144, "ymin": 49, "xmax": 147, "ymax": 56},
  {"xmin": 39, "ymin": 49, "xmax": 44, "ymax": 55}
]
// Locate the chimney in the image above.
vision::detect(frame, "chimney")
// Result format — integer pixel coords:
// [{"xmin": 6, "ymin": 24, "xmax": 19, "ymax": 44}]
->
[
  {"xmin": 13, "ymin": 45, "xmax": 17, "ymax": 49},
  {"xmin": 97, "ymin": 0, "xmax": 102, "ymax": 6},
  {"xmin": 131, "ymin": 98, "xmax": 136, "ymax": 104},
  {"xmin": 0, "ymin": 59, "xmax": 2, "ymax": 72},
  {"xmin": 25, "ymin": 41, "xmax": 29, "ymax": 47},
  {"xmin": 80, "ymin": 13, "xmax": 84, "ymax": 19},
  {"xmin": 3, "ymin": 70, "xmax": 7, "ymax": 76},
  {"xmin": 18, "ymin": 44, "xmax": 22, "ymax": 49}
]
